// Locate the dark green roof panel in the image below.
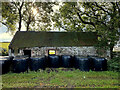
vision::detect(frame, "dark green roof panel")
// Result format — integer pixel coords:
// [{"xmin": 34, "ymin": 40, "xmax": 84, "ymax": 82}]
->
[{"xmin": 9, "ymin": 31, "xmax": 98, "ymax": 48}]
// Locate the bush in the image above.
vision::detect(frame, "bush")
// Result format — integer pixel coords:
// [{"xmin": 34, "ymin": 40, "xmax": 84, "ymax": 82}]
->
[
  {"xmin": 0, "ymin": 47, "xmax": 8, "ymax": 56},
  {"xmin": 2, "ymin": 50, "xmax": 8, "ymax": 56},
  {"xmin": 107, "ymin": 57, "xmax": 120, "ymax": 72}
]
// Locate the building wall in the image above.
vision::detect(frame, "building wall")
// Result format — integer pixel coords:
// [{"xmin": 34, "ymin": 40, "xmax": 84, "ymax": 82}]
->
[
  {"xmin": 9, "ymin": 46, "xmax": 110, "ymax": 59},
  {"xmin": 11, "ymin": 46, "xmax": 97, "ymax": 56},
  {"xmin": 9, "ymin": 46, "xmax": 111, "ymax": 59}
]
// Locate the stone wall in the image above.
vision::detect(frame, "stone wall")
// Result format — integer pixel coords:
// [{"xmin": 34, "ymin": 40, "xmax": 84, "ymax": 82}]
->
[{"xmin": 16, "ymin": 46, "xmax": 98, "ymax": 57}]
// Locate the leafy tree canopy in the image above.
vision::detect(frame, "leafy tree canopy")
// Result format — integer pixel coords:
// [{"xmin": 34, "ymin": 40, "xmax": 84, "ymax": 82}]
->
[
  {"xmin": 2, "ymin": 2, "xmax": 57, "ymax": 32},
  {"xmin": 52, "ymin": 2, "xmax": 120, "ymax": 58}
]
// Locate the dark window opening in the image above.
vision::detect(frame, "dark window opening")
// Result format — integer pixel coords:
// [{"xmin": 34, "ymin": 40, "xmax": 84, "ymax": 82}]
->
[
  {"xmin": 11, "ymin": 49, "xmax": 14, "ymax": 53},
  {"xmin": 23, "ymin": 50, "xmax": 31, "ymax": 57},
  {"xmin": 18, "ymin": 49, "xmax": 20, "ymax": 53}
]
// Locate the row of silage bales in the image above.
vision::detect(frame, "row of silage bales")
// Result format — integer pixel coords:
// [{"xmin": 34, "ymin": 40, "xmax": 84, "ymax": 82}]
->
[
  {"xmin": 47, "ymin": 55, "xmax": 73, "ymax": 68},
  {"xmin": 0, "ymin": 55, "xmax": 107, "ymax": 74},
  {"xmin": 12, "ymin": 55, "xmax": 107, "ymax": 72},
  {"xmin": 0, "ymin": 55, "xmax": 47, "ymax": 74},
  {"xmin": 47, "ymin": 55, "xmax": 107, "ymax": 71},
  {"xmin": 12, "ymin": 55, "xmax": 46, "ymax": 73},
  {"xmin": 74, "ymin": 55, "xmax": 107, "ymax": 71},
  {"xmin": 0, "ymin": 56, "xmax": 14, "ymax": 74}
]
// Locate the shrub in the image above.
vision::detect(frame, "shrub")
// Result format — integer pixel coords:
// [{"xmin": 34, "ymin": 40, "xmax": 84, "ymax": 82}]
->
[
  {"xmin": 1, "ymin": 50, "xmax": 8, "ymax": 56},
  {"xmin": 107, "ymin": 57, "xmax": 120, "ymax": 72},
  {"xmin": 0, "ymin": 47, "xmax": 8, "ymax": 56}
]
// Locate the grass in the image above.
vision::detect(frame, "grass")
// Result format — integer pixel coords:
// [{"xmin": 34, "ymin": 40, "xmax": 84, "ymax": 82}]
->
[
  {"xmin": 0, "ymin": 42, "xmax": 10, "ymax": 52},
  {"xmin": 2, "ymin": 68, "xmax": 119, "ymax": 88}
]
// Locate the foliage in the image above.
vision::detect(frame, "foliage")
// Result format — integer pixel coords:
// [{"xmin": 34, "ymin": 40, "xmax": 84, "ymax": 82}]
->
[
  {"xmin": 2, "ymin": 2, "xmax": 57, "ymax": 32},
  {"xmin": 22, "ymin": 2, "xmax": 56, "ymax": 31},
  {"xmin": 107, "ymin": 57, "xmax": 120, "ymax": 72},
  {"xmin": 1, "ymin": 49, "xmax": 8, "ymax": 56},
  {"xmin": 2, "ymin": 69, "xmax": 119, "ymax": 88},
  {"xmin": 53, "ymin": 2, "xmax": 120, "ymax": 58},
  {"xmin": 1, "ymin": 2, "xmax": 18, "ymax": 33}
]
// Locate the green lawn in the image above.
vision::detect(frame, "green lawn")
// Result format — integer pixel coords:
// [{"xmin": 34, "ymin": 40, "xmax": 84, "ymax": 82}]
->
[{"xmin": 2, "ymin": 68, "xmax": 119, "ymax": 88}]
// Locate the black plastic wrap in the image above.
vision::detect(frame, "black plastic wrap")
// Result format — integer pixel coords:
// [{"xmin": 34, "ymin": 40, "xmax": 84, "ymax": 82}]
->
[
  {"xmin": 61, "ymin": 55, "xmax": 72, "ymax": 68},
  {"xmin": 29, "ymin": 56, "xmax": 46, "ymax": 71},
  {"xmin": 48, "ymin": 55, "xmax": 60, "ymax": 68},
  {"xmin": 13, "ymin": 56, "xmax": 28, "ymax": 73},
  {"xmin": 0, "ymin": 56, "xmax": 14, "ymax": 74},
  {"xmin": 74, "ymin": 56, "xmax": 90, "ymax": 71},
  {"xmin": 90, "ymin": 57, "xmax": 107, "ymax": 71}
]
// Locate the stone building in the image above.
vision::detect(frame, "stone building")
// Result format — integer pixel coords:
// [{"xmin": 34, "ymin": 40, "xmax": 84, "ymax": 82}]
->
[{"xmin": 9, "ymin": 31, "xmax": 110, "ymax": 58}]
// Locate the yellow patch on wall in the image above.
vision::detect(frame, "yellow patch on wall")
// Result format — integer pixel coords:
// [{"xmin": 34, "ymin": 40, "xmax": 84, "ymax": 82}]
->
[{"xmin": 49, "ymin": 50, "xmax": 56, "ymax": 55}]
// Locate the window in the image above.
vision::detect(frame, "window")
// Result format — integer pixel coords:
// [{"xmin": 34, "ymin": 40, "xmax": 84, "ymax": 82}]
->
[
  {"xmin": 11, "ymin": 49, "xmax": 14, "ymax": 53},
  {"xmin": 48, "ymin": 49, "xmax": 56, "ymax": 55},
  {"xmin": 18, "ymin": 49, "xmax": 20, "ymax": 53}
]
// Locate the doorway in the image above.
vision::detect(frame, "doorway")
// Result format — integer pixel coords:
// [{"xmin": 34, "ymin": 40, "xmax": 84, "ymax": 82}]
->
[{"xmin": 23, "ymin": 50, "xmax": 31, "ymax": 57}]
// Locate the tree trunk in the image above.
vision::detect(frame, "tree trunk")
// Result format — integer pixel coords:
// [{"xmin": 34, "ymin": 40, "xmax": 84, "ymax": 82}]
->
[
  {"xmin": 110, "ymin": 45, "xmax": 114, "ymax": 59},
  {"xmin": 26, "ymin": 15, "xmax": 31, "ymax": 31},
  {"xmin": 18, "ymin": 10, "xmax": 22, "ymax": 31},
  {"xmin": 18, "ymin": 2, "xmax": 24, "ymax": 31},
  {"xmin": 26, "ymin": 22, "xmax": 30, "ymax": 31}
]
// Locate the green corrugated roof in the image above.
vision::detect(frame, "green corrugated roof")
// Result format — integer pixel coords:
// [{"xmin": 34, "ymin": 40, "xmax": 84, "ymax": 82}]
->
[{"xmin": 9, "ymin": 31, "xmax": 98, "ymax": 49}]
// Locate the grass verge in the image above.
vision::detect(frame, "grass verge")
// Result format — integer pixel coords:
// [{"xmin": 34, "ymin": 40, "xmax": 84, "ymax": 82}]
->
[{"xmin": 2, "ymin": 68, "xmax": 119, "ymax": 88}]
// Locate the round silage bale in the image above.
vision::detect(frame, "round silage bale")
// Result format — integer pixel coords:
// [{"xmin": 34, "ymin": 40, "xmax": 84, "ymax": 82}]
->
[
  {"xmin": 0, "ymin": 60, "xmax": 10, "ymax": 74},
  {"xmin": 61, "ymin": 55, "xmax": 72, "ymax": 68},
  {"xmin": 91, "ymin": 57, "xmax": 107, "ymax": 71},
  {"xmin": 74, "ymin": 56, "xmax": 90, "ymax": 71},
  {"xmin": 0, "ymin": 56, "xmax": 13, "ymax": 74},
  {"xmin": 48, "ymin": 55, "xmax": 60, "ymax": 68},
  {"xmin": 29, "ymin": 56, "xmax": 46, "ymax": 71},
  {"xmin": 13, "ymin": 56, "xmax": 28, "ymax": 73}
]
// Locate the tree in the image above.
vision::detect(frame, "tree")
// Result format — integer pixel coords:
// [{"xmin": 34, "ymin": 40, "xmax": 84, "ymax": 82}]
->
[
  {"xmin": 2, "ymin": 2, "xmax": 24, "ymax": 32},
  {"xmin": 53, "ymin": 2, "xmax": 120, "ymax": 59},
  {"xmin": 23, "ymin": 2, "xmax": 35, "ymax": 31},
  {"xmin": 12, "ymin": 2, "xmax": 24, "ymax": 31},
  {"xmin": 23, "ymin": 2, "xmax": 56, "ymax": 31},
  {"xmin": 34, "ymin": 2, "xmax": 56, "ymax": 31},
  {"xmin": 1, "ymin": 2, "xmax": 18, "ymax": 33},
  {"xmin": 2, "ymin": 2, "xmax": 56, "ymax": 32}
]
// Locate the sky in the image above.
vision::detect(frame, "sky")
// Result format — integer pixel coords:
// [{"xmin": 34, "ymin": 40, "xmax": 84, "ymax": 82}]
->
[{"xmin": 0, "ymin": 25, "xmax": 13, "ymax": 42}]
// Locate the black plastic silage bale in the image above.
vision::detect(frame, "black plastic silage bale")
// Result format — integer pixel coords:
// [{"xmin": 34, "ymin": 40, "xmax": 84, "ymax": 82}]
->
[
  {"xmin": 0, "ymin": 60, "xmax": 10, "ymax": 74},
  {"xmin": 0, "ymin": 56, "xmax": 13, "ymax": 74},
  {"xmin": 29, "ymin": 56, "xmax": 46, "ymax": 71},
  {"xmin": 48, "ymin": 55, "xmax": 60, "ymax": 68},
  {"xmin": 61, "ymin": 55, "xmax": 72, "ymax": 68},
  {"xmin": 91, "ymin": 57, "xmax": 107, "ymax": 71},
  {"xmin": 87, "ymin": 56, "xmax": 95, "ymax": 71},
  {"xmin": 13, "ymin": 57, "xmax": 28, "ymax": 73},
  {"xmin": 74, "ymin": 56, "xmax": 90, "ymax": 71}
]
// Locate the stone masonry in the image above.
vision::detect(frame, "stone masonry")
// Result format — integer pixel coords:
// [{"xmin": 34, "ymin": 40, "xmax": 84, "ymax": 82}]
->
[{"xmin": 17, "ymin": 46, "xmax": 98, "ymax": 57}]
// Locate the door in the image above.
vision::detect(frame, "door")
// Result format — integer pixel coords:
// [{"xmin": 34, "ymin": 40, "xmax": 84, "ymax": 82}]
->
[{"xmin": 23, "ymin": 50, "xmax": 31, "ymax": 57}]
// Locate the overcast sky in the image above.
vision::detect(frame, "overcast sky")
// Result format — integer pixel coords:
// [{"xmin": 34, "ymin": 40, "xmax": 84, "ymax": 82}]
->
[{"xmin": 0, "ymin": 25, "xmax": 13, "ymax": 42}]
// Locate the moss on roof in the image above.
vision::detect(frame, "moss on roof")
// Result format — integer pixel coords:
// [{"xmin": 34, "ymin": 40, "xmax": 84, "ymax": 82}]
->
[{"xmin": 9, "ymin": 31, "xmax": 98, "ymax": 49}]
